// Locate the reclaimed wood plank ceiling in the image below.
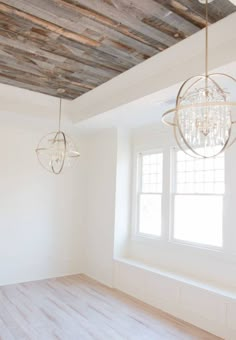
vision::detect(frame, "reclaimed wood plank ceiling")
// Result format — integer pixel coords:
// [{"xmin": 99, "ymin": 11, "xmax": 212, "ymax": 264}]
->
[{"xmin": 0, "ymin": 0, "xmax": 235, "ymax": 100}]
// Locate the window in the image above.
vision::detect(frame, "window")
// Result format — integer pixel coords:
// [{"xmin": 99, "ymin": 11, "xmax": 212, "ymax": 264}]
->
[
  {"xmin": 172, "ymin": 150, "xmax": 224, "ymax": 247},
  {"xmin": 136, "ymin": 152, "xmax": 163, "ymax": 237},
  {"xmin": 133, "ymin": 145, "xmax": 225, "ymax": 249}
]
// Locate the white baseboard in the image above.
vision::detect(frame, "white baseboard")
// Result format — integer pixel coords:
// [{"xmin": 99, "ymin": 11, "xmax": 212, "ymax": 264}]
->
[{"xmin": 0, "ymin": 257, "xmax": 81, "ymax": 287}]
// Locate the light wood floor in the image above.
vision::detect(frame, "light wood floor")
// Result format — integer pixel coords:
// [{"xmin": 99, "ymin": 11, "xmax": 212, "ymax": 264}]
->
[{"xmin": 0, "ymin": 274, "xmax": 221, "ymax": 340}]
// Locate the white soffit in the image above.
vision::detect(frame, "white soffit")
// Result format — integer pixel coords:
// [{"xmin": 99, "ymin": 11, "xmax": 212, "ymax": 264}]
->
[
  {"xmin": 69, "ymin": 13, "xmax": 236, "ymax": 124},
  {"xmin": 75, "ymin": 61, "xmax": 236, "ymax": 131}
]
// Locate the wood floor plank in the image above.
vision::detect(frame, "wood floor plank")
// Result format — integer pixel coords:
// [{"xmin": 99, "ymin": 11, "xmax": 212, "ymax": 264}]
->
[{"xmin": 0, "ymin": 274, "xmax": 221, "ymax": 340}]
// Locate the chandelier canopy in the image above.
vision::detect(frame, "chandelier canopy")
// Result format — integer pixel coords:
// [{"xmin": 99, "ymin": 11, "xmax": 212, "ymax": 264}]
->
[
  {"xmin": 162, "ymin": 0, "xmax": 236, "ymax": 158},
  {"xmin": 36, "ymin": 97, "xmax": 80, "ymax": 174}
]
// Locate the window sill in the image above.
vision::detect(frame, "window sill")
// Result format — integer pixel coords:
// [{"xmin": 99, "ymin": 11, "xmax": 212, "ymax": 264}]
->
[{"xmin": 132, "ymin": 233, "xmax": 162, "ymax": 242}]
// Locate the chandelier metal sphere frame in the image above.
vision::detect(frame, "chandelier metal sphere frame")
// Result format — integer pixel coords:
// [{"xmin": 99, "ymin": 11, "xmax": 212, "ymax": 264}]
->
[
  {"xmin": 162, "ymin": 0, "xmax": 236, "ymax": 159},
  {"xmin": 36, "ymin": 97, "xmax": 80, "ymax": 175}
]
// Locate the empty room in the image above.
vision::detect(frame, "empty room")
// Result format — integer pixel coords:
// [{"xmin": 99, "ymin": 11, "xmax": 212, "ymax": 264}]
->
[{"xmin": 0, "ymin": 0, "xmax": 236, "ymax": 339}]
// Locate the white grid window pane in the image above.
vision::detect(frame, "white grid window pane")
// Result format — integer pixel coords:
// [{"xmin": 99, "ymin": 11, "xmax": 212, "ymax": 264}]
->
[
  {"xmin": 174, "ymin": 195, "xmax": 223, "ymax": 247},
  {"xmin": 139, "ymin": 194, "xmax": 162, "ymax": 236},
  {"xmin": 173, "ymin": 149, "xmax": 225, "ymax": 248},
  {"xmin": 141, "ymin": 153, "xmax": 163, "ymax": 193},
  {"xmin": 176, "ymin": 151, "xmax": 225, "ymax": 194},
  {"xmin": 137, "ymin": 151, "xmax": 163, "ymax": 237}
]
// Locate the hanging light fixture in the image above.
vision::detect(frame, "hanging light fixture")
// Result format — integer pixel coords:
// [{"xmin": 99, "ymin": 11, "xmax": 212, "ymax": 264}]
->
[
  {"xmin": 162, "ymin": 0, "xmax": 236, "ymax": 158},
  {"xmin": 36, "ymin": 94, "xmax": 80, "ymax": 174}
]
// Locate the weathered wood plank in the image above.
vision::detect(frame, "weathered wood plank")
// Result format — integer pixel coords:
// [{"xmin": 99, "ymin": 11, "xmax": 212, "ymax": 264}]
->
[
  {"xmin": 0, "ymin": 45, "xmax": 101, "ymax": 90},
  {"xmin": 0, "ymin": 36, "xmax": 113, "ymax": 84},
  {"xmin": 0, "ymin": 14, "xmax": 129, "ymax": 74},
  {"xmin": 0, "ymin": 28, "xmax": 124, "ymax": 76},
  {"xmin": 0, "ymin": 50, "xmax": 97, "ymax": 92},
  {"xmin": 64, "ymin": 12, "xmax": 161, "ymax": 56},
  {"xmin": 0, "ymin": 4, "xmax": 145, "ymax": 69},
  {"xmin": 0, "ymin": 3, "xmax": 100, "ymax": 47},
  {"xmin": 176, "ymin": 0, "xmax": 236, "ymax": 22},
  {"xmin": 0, "ymin": 0, "xmax": 234, "ymax": 99},
  {"xmin": 51, "ymin": 0, "xmax": 168, "ymax": 51},
  {"xmin": 1, "ymin": 0, "xmax": 177, "ymax": 47},
  {"xmin": 142, "ymin": 17, "xmax": 187, "ymax": 40},
  {"xmin": 107, "ymin": 0, "xmax": 199, "ymax": 34},
  {"xmin": 154, "ymin": 0, "xmax": 209, "ymax": 28},
  {"xmin": 0, "ymin": 74, "xmax": 79, "ymax": 99},
  {"xmin": 31, "ymin": 0, "xmax": 165, "ymax": 54},
  {"xmin": 0, "ymin": 66, "xmax": 86, "ymax": 99}
]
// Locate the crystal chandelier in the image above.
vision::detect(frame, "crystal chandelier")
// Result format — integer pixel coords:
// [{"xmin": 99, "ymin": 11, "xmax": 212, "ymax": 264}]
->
[
  {"xmin": 162, "ymin": 0, "xmax": 236, "ymax": 158},
  {"xmin": 36, "ymin": 97, "xmax": 80, "ymax": 174}
]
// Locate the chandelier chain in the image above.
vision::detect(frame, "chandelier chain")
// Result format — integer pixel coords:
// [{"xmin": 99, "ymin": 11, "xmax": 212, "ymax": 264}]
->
[
  {"xmin": 59, "ymin": 97, "xmax": 62, "ymax": 132},
  {"xmin": 205, "ymin": 0, "xmax": 209, "ymax": 78}
]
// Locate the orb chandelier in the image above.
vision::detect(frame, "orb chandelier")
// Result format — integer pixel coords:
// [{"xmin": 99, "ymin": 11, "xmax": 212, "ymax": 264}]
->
[
  {"xmin": 36, "ymin": 97, "xmax": 80, "ymax": 174},
  {"xmin": 162, "ymin": 0, "xmax": 236, "ymax": 158}
]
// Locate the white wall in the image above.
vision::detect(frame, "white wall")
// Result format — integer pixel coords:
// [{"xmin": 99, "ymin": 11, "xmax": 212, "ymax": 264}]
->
[
  {"xmin": 81, "ymin": 129, "xmax": 117, "ymax": 287},
  {"xmin": 0, "ymin": 113, "xmax": 84, "ymax": 286},
  {"xmin": 77, "ymin": 124, "xmax": 236, "ymax": 339},
  {"xmin": 0, "ymin": 87, "xmax": 120, "ymax": 288},
  {"xmin": 113, "ymin": 129, "xmax": 131, "ymax": 259}
]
